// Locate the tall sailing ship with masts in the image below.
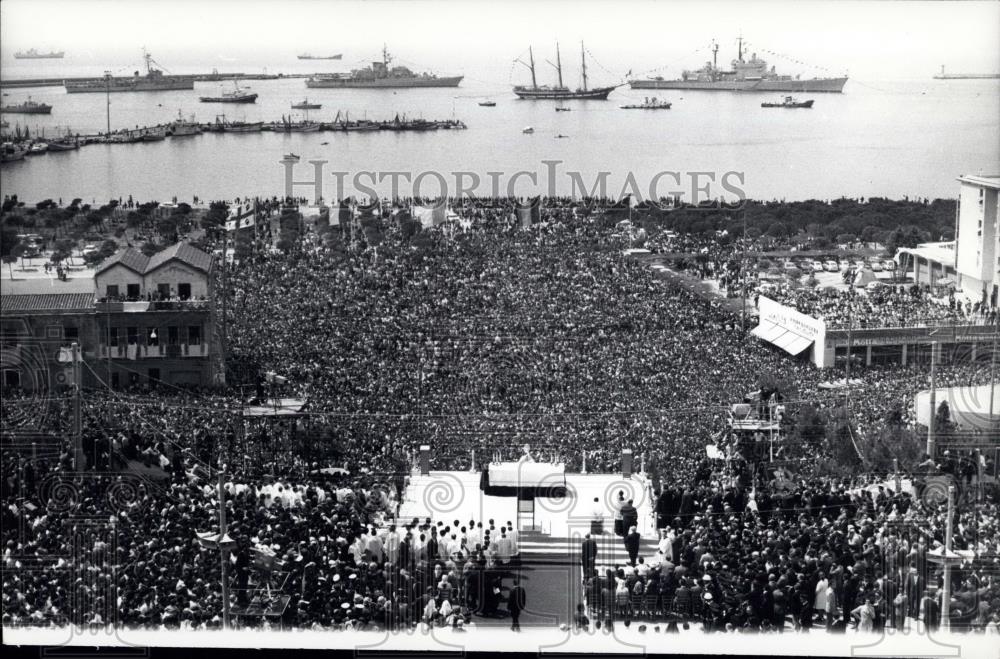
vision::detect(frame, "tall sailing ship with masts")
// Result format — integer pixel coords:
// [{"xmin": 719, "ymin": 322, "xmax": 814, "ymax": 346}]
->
[{"xmin": 513, "ymin": 42, "xmax": 616, "ymax": 100}]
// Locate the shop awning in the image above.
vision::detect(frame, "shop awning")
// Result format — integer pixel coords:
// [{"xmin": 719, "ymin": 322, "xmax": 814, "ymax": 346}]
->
[{"xmin": 751, "ymin": 320, "xmax": 813, "ymax": 355}]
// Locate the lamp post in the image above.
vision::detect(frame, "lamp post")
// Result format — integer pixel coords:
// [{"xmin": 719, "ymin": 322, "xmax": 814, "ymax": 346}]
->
[
  {"xmin": 926, "ymin": 335, "xmax": 938, "ymax": 458},
  {"xmin": 926, "ymin": 485, "xmax": 962, "ymax": 633}
]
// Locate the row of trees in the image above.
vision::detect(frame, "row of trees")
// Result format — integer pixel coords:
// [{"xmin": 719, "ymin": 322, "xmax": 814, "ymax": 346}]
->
[{"xmin": 643, "ymin": 197, "xmax": 956, "ymax": 254}]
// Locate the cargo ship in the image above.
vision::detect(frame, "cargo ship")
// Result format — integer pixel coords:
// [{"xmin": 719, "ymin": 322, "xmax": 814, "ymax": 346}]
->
[
  {"xmin": 630, "ymin": 38, "xmax": 848, "ymax": 93},
  {"xmin": 305, "ymin": 45, "xmax": 462, "ymax": 88},
  {"xmin": 64, "ymin": 50, "xmax": 194, "ymax": 93},
  {"xmin": 513, "ymin": 42, "xmax": 616, "ymax": 100},
  {"xmin": 1, "ymin": 98, "xmax": 53, "ymax": 114},
  {"xmin": 298, "ymin": 53, "xmax": 342, "ymax": 60},
  {"xmin": 14, "ymin": 48, "xmax": 64, "ymax": 59}
]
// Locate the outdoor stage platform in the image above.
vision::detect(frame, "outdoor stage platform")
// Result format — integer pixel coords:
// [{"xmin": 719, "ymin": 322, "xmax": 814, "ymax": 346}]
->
[{"xmin": 398, "ymin": 469, "xmax": 657, "ymax": 538}]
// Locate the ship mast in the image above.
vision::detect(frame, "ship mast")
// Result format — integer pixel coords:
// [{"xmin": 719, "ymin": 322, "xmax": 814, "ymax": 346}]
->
[
  {"xmin": 555, "ymin": 43, "xmax": 563, "ymax": 88},
  {"xmin": 712, "ymin": 40, "xmax": 719, "ymax": 69},
  {"xmin": 529, "ymin": 47, "xmax": 537, "ymax": 89},
  {"xmin": 580, "ymin": 41, "xmax": 588, "ymax": 91},
  {"xmin": 737, "ymin": 34, "xmax": 744, "ymax": 62}
]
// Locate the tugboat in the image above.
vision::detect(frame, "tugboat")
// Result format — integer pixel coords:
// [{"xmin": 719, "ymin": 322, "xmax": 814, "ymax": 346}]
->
[
  {"xmin": 200, "ymin": 82, "xmax": 258, "ymax": 103},
  {"xmin": 514, "ymin": 42, "xmax": 616, "ymax": 100},
  {"xmin": 522, "ymin": 126, "xmax": 534, "ymax": 134},
  {"xmin": 761, "ymin": 96, "xmax": 814, "ymax": 108},
  {"xmin": 1, "ymin": 98, "xmax": 53, "ymax": 114},
  {"xmin": 620, "ymin": 96, "xmax": 672, "ymax": 110},
  {"xmin": 291, "ymin": 98, "xmax": 322, "ymax": 110}
]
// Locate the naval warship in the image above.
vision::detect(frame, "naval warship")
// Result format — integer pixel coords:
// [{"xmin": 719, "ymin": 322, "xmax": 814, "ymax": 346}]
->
[
  {"xmin": 64, "ymin": 50, "xmax": 194, "ymax": 93},
  {"xmin": 630, "ymin": 38, "xmax": 848, "ymax": 93},
  {"xmin": 14, "ymin": 48, "xmax": 64, "ymax": 59},
  {"xmin": 305, "ymin": 46, "xmax": 462, "ymax": 88}
]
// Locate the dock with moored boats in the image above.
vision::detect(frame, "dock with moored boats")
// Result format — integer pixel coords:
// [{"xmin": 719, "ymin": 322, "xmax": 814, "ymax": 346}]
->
[{"xmin": 1, "ymin": 113, "xmax": 468, "ymax": 161}]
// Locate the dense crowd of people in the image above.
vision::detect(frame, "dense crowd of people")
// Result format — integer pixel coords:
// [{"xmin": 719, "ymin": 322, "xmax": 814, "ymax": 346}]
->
[
  {"xmin": 767, "ymin": 285, "xmax": 995, "ymax": 330},
  {"xmin": 2, "ymin": 197, "xmax": 997, "ymax": 635}
]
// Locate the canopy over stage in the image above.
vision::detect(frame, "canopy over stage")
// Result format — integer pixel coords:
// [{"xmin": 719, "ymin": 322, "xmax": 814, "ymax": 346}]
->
[
  {"xmin": 398, "ymin": 471, "xmax": 655, "ymax": 537},
  {"xmin": 242, "ymin": 398, "xmax": 308, "ymax": 417},
  {"xmin": 481, "ymin": 461, "xmax": 567, "ymax": 497},
  {"xmin": 915, "ymin": 384, "xmax": 999, "ymax": 430}
]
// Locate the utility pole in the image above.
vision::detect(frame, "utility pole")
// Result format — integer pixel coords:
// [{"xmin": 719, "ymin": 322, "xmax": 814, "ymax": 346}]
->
[
  {"xmin": 71, "ymin": 341, "xmax": 85, "ymax": 470},
  {"xmin": 926, "ymin": 340, "xmax": 937, "ymax": 458},
  {"xmin": 104, "ymin": 71, "xmax": 112, "ymax": 136},
  {"xmin": 218, "ymin": 468, "xmax": 231, "ymax": 629},
  {"xmin": 741, "ymin": 209, "xmax": 747, "ymax": 332},
  {"xmin": 941, "ymin": 485, "xmax": 955, "ymax": 632}
]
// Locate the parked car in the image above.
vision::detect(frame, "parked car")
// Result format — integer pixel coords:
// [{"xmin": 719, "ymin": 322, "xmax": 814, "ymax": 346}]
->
[
  {"xmin": 883, "ymin": 259, "xmax": 896, "ymax": 271},
  {"xmin": 783, "ymin": 261, "xmax": 801, "ymax": 274},
  {"xmin": 852, "ymin": 260, "xmax": 866, "ymax": 270},
  {"xmin": 870, "ymin": 260, "xmax": 883, "ymax": 272},
  {"xmin": 811, "ymin": 261, "xmax": 825, "ymax": 272},
  {"xmin": 82, "ymin": 243, "xmax": 100, "ymax": 258},
  {"xmin": 823, "ymin": 260, "xmax": 840, "ymax": 272}
]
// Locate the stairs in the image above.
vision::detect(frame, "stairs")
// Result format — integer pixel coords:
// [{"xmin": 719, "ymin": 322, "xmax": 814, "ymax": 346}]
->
[{"xmin": 517, "ymin": 530, "xmax": 660, "ymax": 570}]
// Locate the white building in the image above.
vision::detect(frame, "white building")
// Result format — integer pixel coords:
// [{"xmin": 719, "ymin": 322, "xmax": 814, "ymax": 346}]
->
[{"xmin": 954, "ymin": 174, "xmax": 1000, "ymax": 307}]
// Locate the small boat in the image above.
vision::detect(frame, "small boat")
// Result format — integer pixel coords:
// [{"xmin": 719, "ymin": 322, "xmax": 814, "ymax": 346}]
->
[
  {"xmin": 620, "ymin": 96, "xmax": 672, "ymax": 110},
  {"xmin": 761, "ymin": 96, "xmax": 814, "ymax": 109},
  {"xmin": 1, "ymin": 142, "xmax": 28, "ymax": 162},
  {"xmin": 1, "ymin": 97, "xmax": 53, "ymax": 114},
  {"xmin": 171, "ymin": 110, "xmax": 202, "ymax": 136},
  {"xmin": 47, "ymin": 138, "xmax": 79, "ymax": 151},
  {"xmin": 555, "ymin": 134, "xmax": 569, "ymax": 138},
  {"xmin": 522, "ymin": 126, "xmax": 534, "ymax": 134},
  {"xmin": 285, "ymin": 153, "xmax": 300, "ymax": 161},
  {"xmin": 291, "ymin": 98, "xmax": 322, "ymax": 110},
  {"xmin": 555, "ymin": 107, "xmax": 572, "ymax": 112},
  {"xmin": 478, "ymin": 101, "xmax": 496, "ymax": 107},
  {"xmin": 27, "ymin": 142, "xmax": 49, "ymax": 154},
  {"xmin": 200, "ymin": 81, "xmax": 258, "ymax": 103},
  {"xmin": 225, "ymin": 121, "xmax": 264, "ymax": 133}
]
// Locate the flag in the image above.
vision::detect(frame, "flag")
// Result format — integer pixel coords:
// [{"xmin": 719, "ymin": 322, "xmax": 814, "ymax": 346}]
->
[
  {"xmin": 516, "ymin": 197, "xmax": 541, "ymax": 229},
  {"xmin": 412, "ymin": 202, "xmax": 447, "ymax": 228}
]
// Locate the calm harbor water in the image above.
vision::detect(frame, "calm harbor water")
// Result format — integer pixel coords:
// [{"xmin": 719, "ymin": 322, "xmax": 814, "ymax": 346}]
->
[{"xmin": 2, "ymin": 72, "xmax": 998, "ymax": 204}]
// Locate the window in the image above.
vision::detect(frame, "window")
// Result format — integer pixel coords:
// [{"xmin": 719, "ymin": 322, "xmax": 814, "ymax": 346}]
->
[
  {"xmin": 188, "ymin": 326, "xmax": 202, "ymax": 345},
  {"xmin": 168, "ymin": 326, "xmax": 179, "ymax": 345},
  {"xmin": 111, "ymin": 372, "xmax": 120, "ymax": 389},
  {"xmin": 157, "ymin": 283, "xmax": 171, "ymax": 299},
  {"xmin": 178, "ymin": 283, "xmax": 191, "ymax": 300},
  {"xmin": 106, "ymin": 285, "xmax": 119, "ymax": 299},
  {"xmin": 147, "ymin": 328, "xmax": 159, "ymax": 346},
  {"xmin": 127, "ymin": 283, "xmax": 141, "ymax": 300},
  {"xmin": 127, "ymin": 327, "xmax": 138, "ymax": 345},
  {"xmin": 64, "ymin": 326, "xmax": 79, "ymax": 340},
  {"xmin": 108, "ymin": 326, "xmax": 120, "ymax": 347},
  {"xmin": 46, "ymin": 325, "xmax": 62, "ymax": 339},
  {"xmin": 3, "ymin": 369, "xmax": 20, "ymax": 388}
]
